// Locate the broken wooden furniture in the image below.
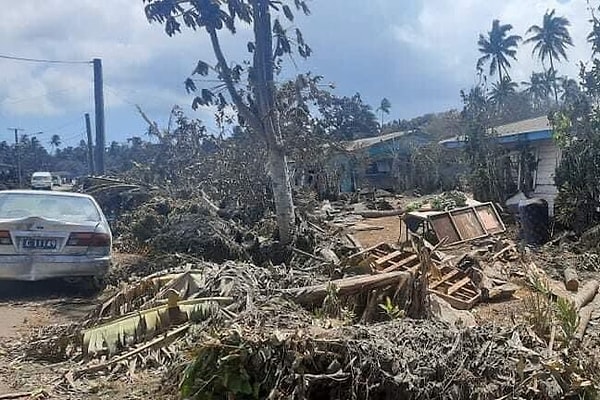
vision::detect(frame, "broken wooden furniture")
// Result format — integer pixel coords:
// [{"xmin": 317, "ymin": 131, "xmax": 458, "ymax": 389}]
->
[
  {"xmin": 429, "ymin": 264, "xmax": 481, "ymax": 310},
  {"xmin": 345, "ymin": 242, "xmax": 420, "ymax": 274},
  {"xmin": 344, "ymin": 243, "xmax": 481, "ymax": 310},
  {"xmin": 403, "ymin": 202, "xmax": 505, "ymax": 246}
]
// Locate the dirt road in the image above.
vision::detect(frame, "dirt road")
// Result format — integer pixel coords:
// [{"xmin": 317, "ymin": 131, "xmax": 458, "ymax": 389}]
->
[{"xmin": 0, "ymin": 280, "xmax": 98, "ymax": 396}]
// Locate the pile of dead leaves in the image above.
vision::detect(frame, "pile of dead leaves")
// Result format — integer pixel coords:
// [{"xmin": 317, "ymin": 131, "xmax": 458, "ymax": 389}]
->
[
  {"xmin": 13, "ymin": 260, "xmax": 325, "ymax": 368},
  {"xmin": 115, "ymin": 197, "xmax": 250, "ymax": 262},
  {"xmin": 179, "ymin": 320, "xmax": 597, "ymax": 400}
]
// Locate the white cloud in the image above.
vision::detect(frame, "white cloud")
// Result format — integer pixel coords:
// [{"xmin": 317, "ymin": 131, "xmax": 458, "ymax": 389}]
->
[
  {"xmin": 0, "ymin": 1, "xmax": 217, "ymax": 124},
  {"xmin": 0, "ymin": 0, "xmax": 597, "ymax": 139},
  {"xmin": 393, "ymin": 0, "xmax": 592, "ymax": 87}
]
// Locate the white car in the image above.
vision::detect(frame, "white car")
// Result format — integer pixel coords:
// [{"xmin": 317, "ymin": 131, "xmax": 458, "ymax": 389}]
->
[
  {"xmin": 31, "ymin": 172, "xmax": 53, "ymax": 190},
  {"xmin": 0, "ymin": 190, "xmax": 112, "ymax": 292}
]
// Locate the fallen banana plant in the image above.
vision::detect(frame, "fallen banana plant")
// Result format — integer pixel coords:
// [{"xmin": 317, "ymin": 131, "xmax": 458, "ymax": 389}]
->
[
  {"xmin": 92, "ymin": 270, "xmax": 211, "ymax": 322},
  {"xmin": 83, "ymin": 295, "xmax": 233, "ymax": 356},
  {"xmin": 74, "ymin": 323, "xmax": 191, "ymax": 379}
]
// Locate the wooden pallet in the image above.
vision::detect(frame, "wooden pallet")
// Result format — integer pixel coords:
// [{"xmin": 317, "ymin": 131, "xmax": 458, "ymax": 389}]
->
[
  {"xmin": 348, "ymin": 245, "xmax": 480, "ymax": 310},
  {"xmin": 429, "ymin": 265, "xmax": 481, "ymax": 310},
  {"xmin": 366, "ymin": 245, "xmax": 420, "ymax": 273},
  {"xmin": 348, "ymin": 243, "xmax": 420, "ymax": 274}
]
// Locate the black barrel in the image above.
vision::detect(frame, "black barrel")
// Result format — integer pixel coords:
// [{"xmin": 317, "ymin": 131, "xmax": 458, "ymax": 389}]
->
[{"xmin": 518, "ymin": 198, "xmax": 549, "ymax": 245}]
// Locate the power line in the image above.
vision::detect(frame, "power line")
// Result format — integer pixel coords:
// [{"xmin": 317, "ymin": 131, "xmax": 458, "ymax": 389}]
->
[{"xmin": 0, "ymin": 54, "xmax": 91, "ymax": 65}]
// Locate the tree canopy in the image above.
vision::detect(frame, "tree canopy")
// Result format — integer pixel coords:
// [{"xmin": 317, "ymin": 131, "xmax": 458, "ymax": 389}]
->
[{"xmin": 477, "ymin": 19, "xmax": 521, "ymax": 82}]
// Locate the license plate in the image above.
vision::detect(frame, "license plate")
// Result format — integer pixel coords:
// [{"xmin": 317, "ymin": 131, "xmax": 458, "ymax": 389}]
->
[{"xmin": 22, "ymin": 238, "xmax": 57, "ymax": 250}]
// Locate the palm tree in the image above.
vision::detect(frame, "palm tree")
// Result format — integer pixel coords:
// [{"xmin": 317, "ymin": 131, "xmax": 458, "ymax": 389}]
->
[
  {"xmin": 377, "ymin": 98, "xmax": 391, "ymax": 130},
  {"xmin": 522, "ymin": 71, "xmax": 552, "ymax": 110},
  {"xmin": 558, "ymin": 76, "xmax": 581, "ymax": 105},
  {"xmin": 489, "ymin": 77, "xmax": 518, "ymax": 107},
  {"xmin": 525, "ymin": 9, "xmax": 573, "ymax": 103},
  {"xmin": 50, "ymin": 134, "xmax": 61, "ymax": 154},
  {"xmin": 477, "ymin": 20, "xmax": 522, "ymax": 83}
]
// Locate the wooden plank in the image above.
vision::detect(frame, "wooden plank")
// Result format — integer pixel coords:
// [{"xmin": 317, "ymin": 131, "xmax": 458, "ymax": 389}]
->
[
  {"xmin": 429, "ymin": 290, "xmax": 480, "ymax": 310},
  {"xmin": 372, "ymin": 249, "xmax": 390, "ymax": 256},
  {"xmin": 429, "ymin": 215, "xmax": 460, "ymax": 244},
  {"xmin": 451, "ymin": 209, "xmax": 485, "ymax": 240},
  {"xmin": 447, "ymin": 277, "xmax": 472, "ymax": 295},
  {"xmin": 348, "ymin": 242, "xmax": 387, "ymax": 259},
  {"xmin": 447, "ymin": 212, "xmax": 465, "ymax": 240},
  {"xmin": 380, "ymin": 254, "xmax": 419, "ymax": 273},
  {"xmin": 471, "ymin": 206, "xmax": 491, "ymax": 237},
  {"xmin": 374, "ymin": 250, "xmax": 403, "ymax": 266},
  {"xmin": 430, "ymin": 269, "xmax": 460, "ymax": 289},
  {"xmin": 451, "ymin": 292, "xmax": 472, "ymax": 301},
  {"xmin": 283, "ymin": 271, "xmax": 412, "ymax": 306},
  {"xmin": 475, "ymin": 204, "xmax": 505, "ymax": 234}
]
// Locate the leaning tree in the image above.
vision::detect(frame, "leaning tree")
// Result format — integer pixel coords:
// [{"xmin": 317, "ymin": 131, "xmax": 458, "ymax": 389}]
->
[{"xmin": 143, "ymin": 0, "xmax": 312, "ymax": 244}]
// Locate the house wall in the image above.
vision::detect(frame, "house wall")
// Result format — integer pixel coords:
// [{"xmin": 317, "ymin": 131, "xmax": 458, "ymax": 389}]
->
[
  {"xmin": 506, "ymin": 139, "xmax": 559, "ymax": 216},
  {"xmin": 532, "ymin": 139, "xmax": 559, "ymax": 215}
]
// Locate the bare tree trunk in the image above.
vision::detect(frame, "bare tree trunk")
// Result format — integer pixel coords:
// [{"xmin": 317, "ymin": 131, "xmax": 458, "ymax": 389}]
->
[
  {"xmin": 207, "ymin": 1, "xmax": 296, "ymax": 244},
  {"xmin": 549, "ymin": 55, "xmax": 559, "ymax": 105},
  {"xmin": 252, "ymin": 0, "xmax": 295, "ymax": 244},
  {"xmin": 267, "ymin": 143, "xmax": 295, "ymax": 243}
]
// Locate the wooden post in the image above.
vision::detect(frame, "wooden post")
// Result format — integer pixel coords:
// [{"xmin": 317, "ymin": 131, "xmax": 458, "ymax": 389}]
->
[
  {"xmin": 573, "ymin": 304, "xmax": 594, "ymax": 343},
  {"xmin": 84, "ymin": 113, "xmax": 95, "ymax": 176},
  {"xmin": 93, "ymin": 58, "xmax": 105, "ymax": 175}
]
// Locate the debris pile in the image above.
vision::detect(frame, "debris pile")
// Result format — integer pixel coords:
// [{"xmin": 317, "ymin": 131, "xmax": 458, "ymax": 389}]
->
[
  {"xmin": 17, "ymin": 260, "xmax": 325, "ymax": 366},
  {"xmin": 179, "ymin": 320, "xmax": 595, "ymax": 400},
  {"xmin": 5, "ymin": 184, "xmax": 600, "ymax": 399}
]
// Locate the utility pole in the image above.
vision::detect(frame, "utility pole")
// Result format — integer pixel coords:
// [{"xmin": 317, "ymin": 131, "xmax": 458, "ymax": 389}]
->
[
  {"xmin": 93, "ymin": 58, "xmax": 105, "ymax": 175},
  {"xmin": 7, "ymin": 128, "xmax": 23, "ymax": 187},
  {"xmin": 84, "ymin": 113, "xmax": 95, "ymax": 176}
]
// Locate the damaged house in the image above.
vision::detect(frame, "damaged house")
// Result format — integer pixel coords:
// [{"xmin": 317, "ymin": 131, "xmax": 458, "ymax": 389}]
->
[
  {"xmin": 440, "ymin": 116, "xmax": 559, "ymax": 215},
  {"xmin": 333, "ymin": 130, "xmax": 431, "ymax": 192}
]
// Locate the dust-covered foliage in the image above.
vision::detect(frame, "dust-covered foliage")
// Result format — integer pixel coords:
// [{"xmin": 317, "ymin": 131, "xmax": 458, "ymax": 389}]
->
[
  {"xmin": 553, "ymin": 59, "xmax": 600, "ymax": 233},
  {"xmin": 408, "ymin": 142, "xmax": 463, "ymax": 193},
  {"xmin": 180, "ymin": 320, "xmax": 597, "ymax": 400},
  {"xmin": 460, "ymin": 87, "xmax": 516, "ymax": 203},
  {"xmin": 116, "ymin": 196, "xmax": 250, "ymax": 262}
]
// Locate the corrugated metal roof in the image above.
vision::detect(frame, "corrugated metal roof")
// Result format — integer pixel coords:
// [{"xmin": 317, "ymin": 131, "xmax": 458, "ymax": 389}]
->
[
  {"xmin": 493, "ymin": 115, "xmax": 550, "ymax": 136},
  {"xmin": 343, "ymin": 130, "xmax": 412, "ymax": 151},
  {"xmin": 439, "ymin": 115, "xmax": 552, "ymax": 148}
]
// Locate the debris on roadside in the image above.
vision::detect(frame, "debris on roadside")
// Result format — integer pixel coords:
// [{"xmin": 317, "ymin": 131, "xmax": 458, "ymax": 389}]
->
[{"xmin": 4, "ymin": 185, "xmax": 600, "ymax": 400}]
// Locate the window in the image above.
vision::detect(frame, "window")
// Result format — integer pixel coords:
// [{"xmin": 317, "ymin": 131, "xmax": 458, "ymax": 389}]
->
[{"xmin": 0, "ymin": 193, "xmax": 101, "ymax": 222}]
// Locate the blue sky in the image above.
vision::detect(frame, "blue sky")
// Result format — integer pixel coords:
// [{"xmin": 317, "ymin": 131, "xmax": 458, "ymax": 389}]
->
[{"xmin": 0, "ymin": 0, "xmax": 591, "ymax": 149}]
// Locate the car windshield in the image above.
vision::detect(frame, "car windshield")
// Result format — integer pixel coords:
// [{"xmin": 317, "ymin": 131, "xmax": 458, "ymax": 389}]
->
[{"xmin": 0, "ymin": 193, "xmax": 101, "ymax": 222}]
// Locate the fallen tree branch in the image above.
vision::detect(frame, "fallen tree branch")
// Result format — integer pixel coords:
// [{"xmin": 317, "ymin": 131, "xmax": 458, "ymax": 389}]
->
[
  {"xmin": 357, "ymin": 209, "xmax": 404, "ymax": 219},
  {"xmin": 573, "ymin": 280, "xmax": 599, "ymax": 310},
  {"xmin": 345, "ymin": 233, "xmax": 363, "ymax": 251},
  {"xmin": 282, "ymin": 271, "xmax": 412, "ymax": 307},
  {"xmin": 492, "ymin": 244, "xmax": 516, "ymax": 260},
  {"xmin": 572, "ymin": 304, "xmax": 594, "ymax": 347},
  {"xmin": 291, "ymin": 247, "xmax": 327, "ymax": 263},
  {"xmin": 0, "ymin": 391, "xmax": 46, "ymax": 400}
]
